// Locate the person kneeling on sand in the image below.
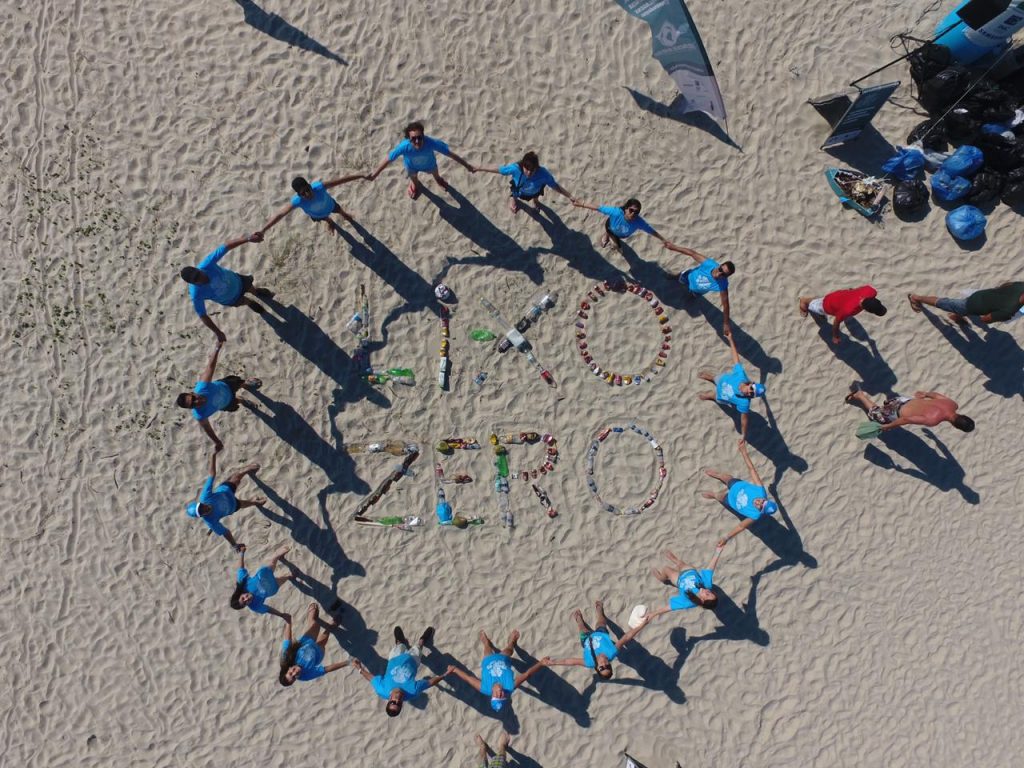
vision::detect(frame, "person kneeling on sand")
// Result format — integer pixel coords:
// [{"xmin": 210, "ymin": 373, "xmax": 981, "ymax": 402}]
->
[
  {"xmin": 546, "ymin": 600, "xmax": 654, "ymax": 679},
  {"xmin": 185, "ymin": 447, "xmax": 263, "ymax": 552},
  {"xmin": 845, "ymin": 383, "xmax": 975, "ymax": 433},
  {"xmin": 702, "ymin": 439, "xmax": 779, "ymax": 546},
  {"xmin": 279, "ymin": 603, "xmax": 349, "ymax": 686},
  {"xmin": 352, "ymin": 626, "xmax": 447, "ymax": 717},
  {"xmin": 697, "ymin": 328, "xmax": 764, "ymax": 439},
  {"xmin": 644, "ymin": 543, "xmax": 725, "ymax": 618},
  {"xmin": 229, "ymin": 545, "xmax": 293, "ymax": 618},
  {"xmin": 475, "ymin": 731, "xmax": 512, "ymax": 768},
  {"xmin": 798, "ymin": 285, "xmax": 887, "ymax": 346},
  {"xmin": 175, "ymin": 340, "xmax": 261, "ymax": 450},
  {"xmin": 445, "ymin": 629, "xmax": 549, "ymax": 712}
]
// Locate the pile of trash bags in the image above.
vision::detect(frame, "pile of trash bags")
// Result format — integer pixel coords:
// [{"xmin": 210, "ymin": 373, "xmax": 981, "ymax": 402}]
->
[{"xmin": 893, "ymin": 40, "xmax": 1024, "ymax": 237}]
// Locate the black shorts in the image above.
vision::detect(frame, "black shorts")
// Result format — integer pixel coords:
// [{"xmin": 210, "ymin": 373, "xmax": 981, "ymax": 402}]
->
[
  {"xmin": 219, "ymin": 376, "xmax": 245, "ymax": 411},
  {"xmin": 510, "ymin": 180, "xmax": 543, "ymax": 201},
  {"xmin": 222, "ymin": 480, "xmax": 239, "ymax": 493},
  {"xmin": 227, "ymin": 275, "xmax": 254, "ymax": 306},
  {"xmin": 310, "ymin": 202, "xmax": 343, "ymax": 221}
]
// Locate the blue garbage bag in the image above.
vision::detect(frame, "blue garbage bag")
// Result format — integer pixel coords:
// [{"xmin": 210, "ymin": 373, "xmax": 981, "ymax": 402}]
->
[
  {"xmin": 940, "ymin": 145, "xmax": 984, "ymax": 177},
  {"xmin": 931, "ymin": 169, "xmax": 971, "ymax": 203},
  {"xmin": 882, "ymin": 147, "xmax": 926, "ymax": 180},
  {"xmin": 945, "ymin": 205, "xmax": 987, "ymax": 240}
]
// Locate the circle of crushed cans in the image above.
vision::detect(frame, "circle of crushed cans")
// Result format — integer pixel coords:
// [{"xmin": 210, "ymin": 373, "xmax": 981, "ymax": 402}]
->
[
  {"xmin": 575, "ymin": 278, "xmax": 671, "ymax": 385},
  {"xmin": 585, "ymin": 422, "xmax": 666, "ymax": 516}
]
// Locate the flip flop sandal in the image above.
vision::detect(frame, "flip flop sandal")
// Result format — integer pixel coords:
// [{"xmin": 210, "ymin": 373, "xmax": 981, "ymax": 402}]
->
[
  {"xmin": 245, "ymin": 378, "xmax": 263, "ymax": 391},
  {"xmin": 407, "ymin": 181, "xmax": 420, "ymax": 199}
]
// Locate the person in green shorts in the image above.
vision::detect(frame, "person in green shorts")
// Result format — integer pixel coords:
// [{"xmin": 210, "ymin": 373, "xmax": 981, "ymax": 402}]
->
[
  {"xmin": 908, "ymin": 281, "xmax": 1024, "ymax": 324},
  {"xmin": 475, "ymin": 731, "xmax": 511, "ymax": 768},
  {"xmin": 546, "ymin": 599, "xmax": 655, "ymax": 679}
]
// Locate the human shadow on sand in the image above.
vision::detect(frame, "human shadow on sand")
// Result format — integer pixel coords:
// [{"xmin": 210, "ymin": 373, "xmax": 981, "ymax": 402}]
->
[
  {"xmin": 625, "ymin": 88, "xmax": 741, "ymax": 150},
  {"xmin": 863, "ymin": 428, "xmax": 979, "ymax": 503},
  {"xmin": 811, "ymin": 316, "xmax": 898, "ymax": 394},
  {"xmin": 714, "ymin": 404, "xmax": 808, "ymax": 488},
  {"xmin": 921, "ymin": 308, "xmax": 1024, "ymax": 400},
  {"xmin": 512, "ymin": 646, "xmax": 593, "ymax": 728},
  {"xmin": 712, "ymin": 489, "xmax": 817, "ymax": 573},
  {"xmin": 234, "ymin": 0, "xmax": 347, "ymax": 64},
  {"xmin": 252, "ymin": 477, "xmax": 365, "ymax": 584},
  {"xmin": 602, "ymin": 617, "xmax": 686, "ymax": 705},
  {"xmin": 259, "ymin": 295, "xmax": 390, "ymax": 412},
  {"xmin": 521, "ymin": 202, "xmax": 624, "ymax": 282}
]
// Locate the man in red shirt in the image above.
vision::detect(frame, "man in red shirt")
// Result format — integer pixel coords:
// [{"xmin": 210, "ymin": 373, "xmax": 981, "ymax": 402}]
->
[{"xmin": 798, "ymin": 286, "xmax": 887, "ymax": 345}]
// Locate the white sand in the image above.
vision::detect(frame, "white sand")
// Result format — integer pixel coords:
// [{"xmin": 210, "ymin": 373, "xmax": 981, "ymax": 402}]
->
[{"xmin": 3, "ymin": 0, "xmax": 1023, "ymax": 765}]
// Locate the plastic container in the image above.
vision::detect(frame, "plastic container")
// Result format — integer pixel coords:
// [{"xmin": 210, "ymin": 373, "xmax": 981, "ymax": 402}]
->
[
  {"xmin": 345, "ymin": 313, "xmax": 363, "ymax": 333},
  {"xmin": 496, "ymin": 453, "xmax": 509, "ymax": 478},
  {"xmin": 470, "ymin": 329, "xmax": 497, "ymax": 342}
]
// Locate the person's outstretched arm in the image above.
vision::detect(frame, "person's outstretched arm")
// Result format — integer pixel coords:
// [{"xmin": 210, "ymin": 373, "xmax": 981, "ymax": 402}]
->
[
  {"xmin": 740, "ymin": 411, "xmax": 749, "ymax": 440},
  {"xmin": 445, "ymin": 149, "xmax": 474, "ymax": 171},
  {"xmin": 720, "ymin": 288, "xmax": 732, "ymax": 335},
  {"xmin": 661, "ymin": 242, "xmax": 707, "ymax": 264},
  {"xmin": 725, "ymin": 326, "xmax": 741, "ymax": 365},
  {"xmin": 221, "ymin": 232, "xmax": 262, "ymax": 253},
  {"xmin": 282, "ymin": 614, "xmax": 294, "ymax": 643},
  {"xmin": 351, "ymin": 659, "xmax": 375, "ymax": 682},
  {"xmin": 322, "ymin": 660, "xmax": 352, "ymax": 675},
  {"xmin": 259, "ymin": 201, "xmax": 296, "ymax": 236},
  {"xmin": 551, "ymin": 182, "xmax": 575, "ymax": 201},
  {"xmin": 208, "ymin": 448, "xmax": 219, "ymax": 482},
  {"xmin": 200, "ymin": 340, "xmax": 223, "ymax": 383},
  {"xmin": 615, "ymin": 615, "xmax": 654, "ymax": 649},
  {"xmin": 199, "ymin": 418, "xmax": 223, "ymax": 451},
  {"xmin": 223, "ymin": 529, "xmax": 243, "ymax": 552},
  {"xmin": 199, "ymin": 315, "xmax": 226, "ymax": 343},
  {"xmin": 718, "ymin": 518, "xmax": 756, "ymax": 546},
  {"xmin": 830, "ymin": 316, "xmax": 843, "ymax": 345},
  {"xmin": 323, "ymin": 173, "xmax": 367, "ymax": 189},
  {"xmin": 366, "ymin": 156, "xmax": 394, "ymax": 181},
  {"xmin": 707, "ymin": 540, "xmax": 726, "ymax": 572},
  {"xmin": 738, "ymin": 439, "xmax": 764, "ymax": 486},
  {"xmin": 447, "ymin": 665, "xmax": 482, "ymax": 688},
  {"xmin": 572, "ymin": 200, "xmax": 600, "ymax": 212},
  {"xmin": 513, "ymin": 659, "xmax": 548, "ymax": 689},
  {"xmin": 645, "ymin": 226, "xmax": 667, "ymax": 243},
  {"xmin": 427, "ymin": 671, "xmax": 448, "ymax": 687},
  {"xmin": 473, "ymin": 164, "xmax": 502, "ymax": 174},
  {"xmin": 546, "ymin": 657, "xmax": 585, "ymax": 667}
]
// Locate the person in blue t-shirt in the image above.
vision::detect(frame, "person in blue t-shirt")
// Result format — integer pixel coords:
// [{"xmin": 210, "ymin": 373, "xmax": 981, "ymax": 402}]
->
[
  {"xmin": 646, "ymin": 544, "xmax": 725, "ymax": 618},
  {"xmin": 185, "ymin": 447, "xmax": 264, "ymax": 552},
  {"xmin": 572, "ymin": 198, "xmax": 667, "ymax": 252},
  {"xmin": 547, "ymin": 599, "xmax": 655, "ymax": 680},
  {"xmin": 259, "ymin": 173, "xmax": 366, "ymax": 237},
  {"xmin": 229, "ymin": 544, "xmax": 293, "ymax": 617},
  {"xmin": 473, "ymin": 151, "xmax": 575, "ymax": 215},
  {"xmin": 702, "ymin": 439, "xmax": 780, "ymax": 545},
  {"xmin": 445, "ymin": 629, "xmax": 549, "ymax": 712},
  {"xmin": 351, "ymin": 625, "xmax": 447, "ymax": 717},
  {"xmin": 179, "ymin": 232, "xmax": 274, "ymax": 342},
  {"xmin": 663, "ymin": 242, "xmax": 735, "ymax": 335},
  {"xmin": 366, "ymin": 121, "xmax": 473, "ymax": 200},
  {"xmin": 174, "ymin": 340, "xmax": 261, "ymax": 448},
  {"xmin": 697, "ymin": 327, "xmax": 765, "ymax": 438},
  {"xmin": 279, "ymin": 603, "xmax": 350, "ymax": 686}
]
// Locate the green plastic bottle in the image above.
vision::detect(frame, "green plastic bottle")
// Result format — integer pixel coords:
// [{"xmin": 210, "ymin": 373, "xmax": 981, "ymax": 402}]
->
[
  {"xmin": 386, "ymin": 368, "xmax": 415, "ymax": 378},
  {"xmin": 470, "ymin": 329, "xmax": 497, "ymax": 342},
  {"xmin": 495, "ymin": 453, "xmax": 509, "ymax": 478}
]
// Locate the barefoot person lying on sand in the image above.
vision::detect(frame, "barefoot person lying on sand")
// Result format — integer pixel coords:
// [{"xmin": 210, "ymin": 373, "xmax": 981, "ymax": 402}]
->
[
  {"xmin": 547, "ymin": 600, "xmax": 654, "ymax": 679},
  {"xmin": 259, "ymin": 174, "xmax": 365, "ymax": 236},
  {"xmin": 845, "ymin": 382, "xmax": 975, "ymax": 433},
  {"xmin": 185, "ymin": 447, "xmax": 264, "ymax": 552},
  {"xmin": 351, "ymin": 626, "xmax": 447, "ymax": 717},
  {"xmin": 475, "ymin": 731, "xmax": 512, "ymax": 768},
  {"xmin": 279, "ymin": 603, "xmax": 349, "ymax": 686},
  {"xmin": 798, "ymin": 285, "xmax": 887, "ymax": 345},
  {"xmin": 572, "ymin": 197, "xmax": 667, "ymax": 251},
  {"xmin": 644, "ymin": 543, "xmax": 725, "ymax": 618},
  {"xmin": 472, "ymin": 151, "xmax": 575, "ymax": 214},
  {"xmin": 445, "ymin": 629, "xmax": 549, "ymax": 712},
  {"xmin": 229, "ymin": 545, "xmax": 293, "ymax": 617},
  {"xmin": 366, "ymin": 121, "xmax": 473, "ymax": 200},
  {"xmin": 180, "ymin": 232, "xmax": 273, "ymax": 341},
  {"xmin": 908, "ymin": 281, "xmax": 1024, "ymax": 325},
  {"xmin": 664, "ymin": 241, "xmax": 735, "ymax": 334},
  {"xmin": 702, "ymin": 439, "xmax": 779, "ymax": 546},
  {"xmin": 175, "ymin": 340, "xmax": 261, "ymax": 449},
  {"xmin": 697, "ymin": 328, "xmax": 765, "ymax": 439}
]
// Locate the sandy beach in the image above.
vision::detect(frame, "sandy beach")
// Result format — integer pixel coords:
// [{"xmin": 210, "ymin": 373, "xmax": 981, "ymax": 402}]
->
[{"xmin": 3, "ymin": 0, "xmax": 1023, "ymax": 765}]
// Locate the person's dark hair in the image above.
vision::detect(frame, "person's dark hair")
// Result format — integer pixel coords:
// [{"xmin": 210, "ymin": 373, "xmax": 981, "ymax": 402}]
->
[
  {"xmin": 720, "ymin": 260, "xmax": 736, "ymax": 276},
  {"xmin": 623, "ymin": 198, "xmax": 642, "ymax": 212},
  {"xmin": 862, "ymin": 297, "xmax": 887, "ymax": 316},
  {"xmin": 291, "ymin": 176, "xmax": 310, "ymax": 194},
  {"xmin": 685, "ymin": 589, "xmax": 719, "ymax": 610},
  {"xmin": 175, "ymin": 393, "xmax": 192, "ymax": 409},
  {"xmin": 385, "ymin": 700, "xmax": 402, "ymax": 717},
  {"xmin": 230, "ymin": 582, "xmax": 248, "ymax": 610},
  {"xmin": 520, "ymin": 151, "xmax": 539, "ymax": 170},
  {"xmin": 404, "ymin": 121, "xmax": 425, "ymax": 137},
  {"xmin": 180, "ymin": 266, "xmax": 207, "ymax": 285},
  {"xmin": 279, "ymin": 642, "xmax": 299, "ymax": 686},
  {"xmin": 952, "ymin": 414, "xmax": 975, "ymax": 432}
]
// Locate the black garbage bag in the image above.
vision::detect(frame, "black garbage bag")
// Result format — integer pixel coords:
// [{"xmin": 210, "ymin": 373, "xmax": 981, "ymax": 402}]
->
[
  {"xmin": 909, "ymin": 42, "xmax": 953, "ymax": 91},
  {"xmin": 945, "ymin": 108, "xmax": 978, "ymax": 143},
  {"xmin": 893, "ymin": 180, "xmax": 930, "ymax": 215},
  {"xmin": 966, "ymin": 171, "xmax": 1004, "ymax": 204},
  {"xmin": 907, "ymin": 119, "xmax": 949, "ymax": 152},
  {"xmin": 920, "ymin": 67, "xmax": 973, "ymax": 113},
  {"xmin": 975, "ymin": 132, "xmax": 1022, "ymax": 172},
  {"xmin": 1001, "ymin": 167, "xmax": 1024, "ymax": 206}
]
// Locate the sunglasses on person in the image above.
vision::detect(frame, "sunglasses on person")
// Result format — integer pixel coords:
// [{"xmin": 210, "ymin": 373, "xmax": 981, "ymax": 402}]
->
[
  {"xmin": 625, "ymin": 207, "xmax": 640, "ymax": 214},
  {"xmin": 409, "ymin": 134, "xmax": 424, "ymax": 143},
  {"xmin": 597, "ymin": 663, "xmax": 612, "ymax": 674}
]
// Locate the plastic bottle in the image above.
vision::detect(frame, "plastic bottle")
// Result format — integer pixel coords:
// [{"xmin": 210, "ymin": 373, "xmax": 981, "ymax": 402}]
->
[
  {"xmin": 473, "ymin": 371, "xmax": 488, "ymax": 388},
  {"xmin": 345, "ymin": 313, "xmax": 363, "ymax": 333},
  {"xmin": 363, "ymin": 374, "xmax": 389, "ymax": 385},
  {"xmin": 435, "ymin": 463, "xmax": 444, "ymax": 479},
  {"xmin": 435, "ymin": 488, "xmax": 453, "ymax": 524},
  {"xmin": 496, "ymin": 453, "xmax": 509, "ymax": 478},
  {"xmin": 470, "ymin": 329, "xmax": 497, "ymax": 342},
  {"xmin": 438, "ymin": 357, "xmax": 450, "ymax": 389},
  {"xmin": 385, "ymin": 368, "xmax": 414, "ymax": 378},
  {"xmin": 390, "ymin": 375, "xmax": 415, "ymax": 386},
  {"xmin": 505, "ymin": 327, "xmax": 528, "ymax": 350}
]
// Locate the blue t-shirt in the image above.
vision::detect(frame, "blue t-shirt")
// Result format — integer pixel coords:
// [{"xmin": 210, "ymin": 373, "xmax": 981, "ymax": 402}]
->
[
  {"xmin": 388, "ymin": 136, "xmax": 451, "ymax": 172},
  {"xmin": 237, "ymin": 566, "xmax": 279, "ymax": 614},
  {"xmin": 669, "ymin": 568, "xmax": 714, "ymax": 611},
  {"xmin": 598, "ymin": 205, "xmax": 656, "ymax": 239},
  {"xmin": 480, "ymin": 653, "xmax": 516, "ymax": 694},
  {"xmin": 370, "ymin": 652, "xmax": 431, "ymax": 699},
  {"xmin": 581, "ymin": 629, "xmax": 618, "ymax": 668},
  {"xmin": 191, "ymin": 379, "xmax": 234, "ymax": 421},
  {"xmin": 290, "ymin": 181, "xmax": 338, "ymax": 220},
  {"xmin": 715, "ymin": 363, "xmax": 751, "ymax": 414},
  {"xmin": 189, "ymin": 245, "xmax": 244, "ymax": 317},
  {"xmin": 186, "ymin": 476, "xmax": 237, "ymax": 536},
  {"xmin": 500, "ymin": 163, "xmax": 557, "ymax": 198},
  {"xmin": 727, "ymin": 480, "xmax": 770, "ymax": 520},
  {"xmin": 281, "ymin": 637, "xmax": 326, "ymax": 681},
  {"xmin": 686, "ymin": 259, "xmax": 729, "ymax": 295}
]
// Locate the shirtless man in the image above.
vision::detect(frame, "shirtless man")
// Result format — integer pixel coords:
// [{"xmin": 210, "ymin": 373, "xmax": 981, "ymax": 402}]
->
[{"xmin": 845, "ymin": 383, "xmax": 975, "ymax": 433}]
